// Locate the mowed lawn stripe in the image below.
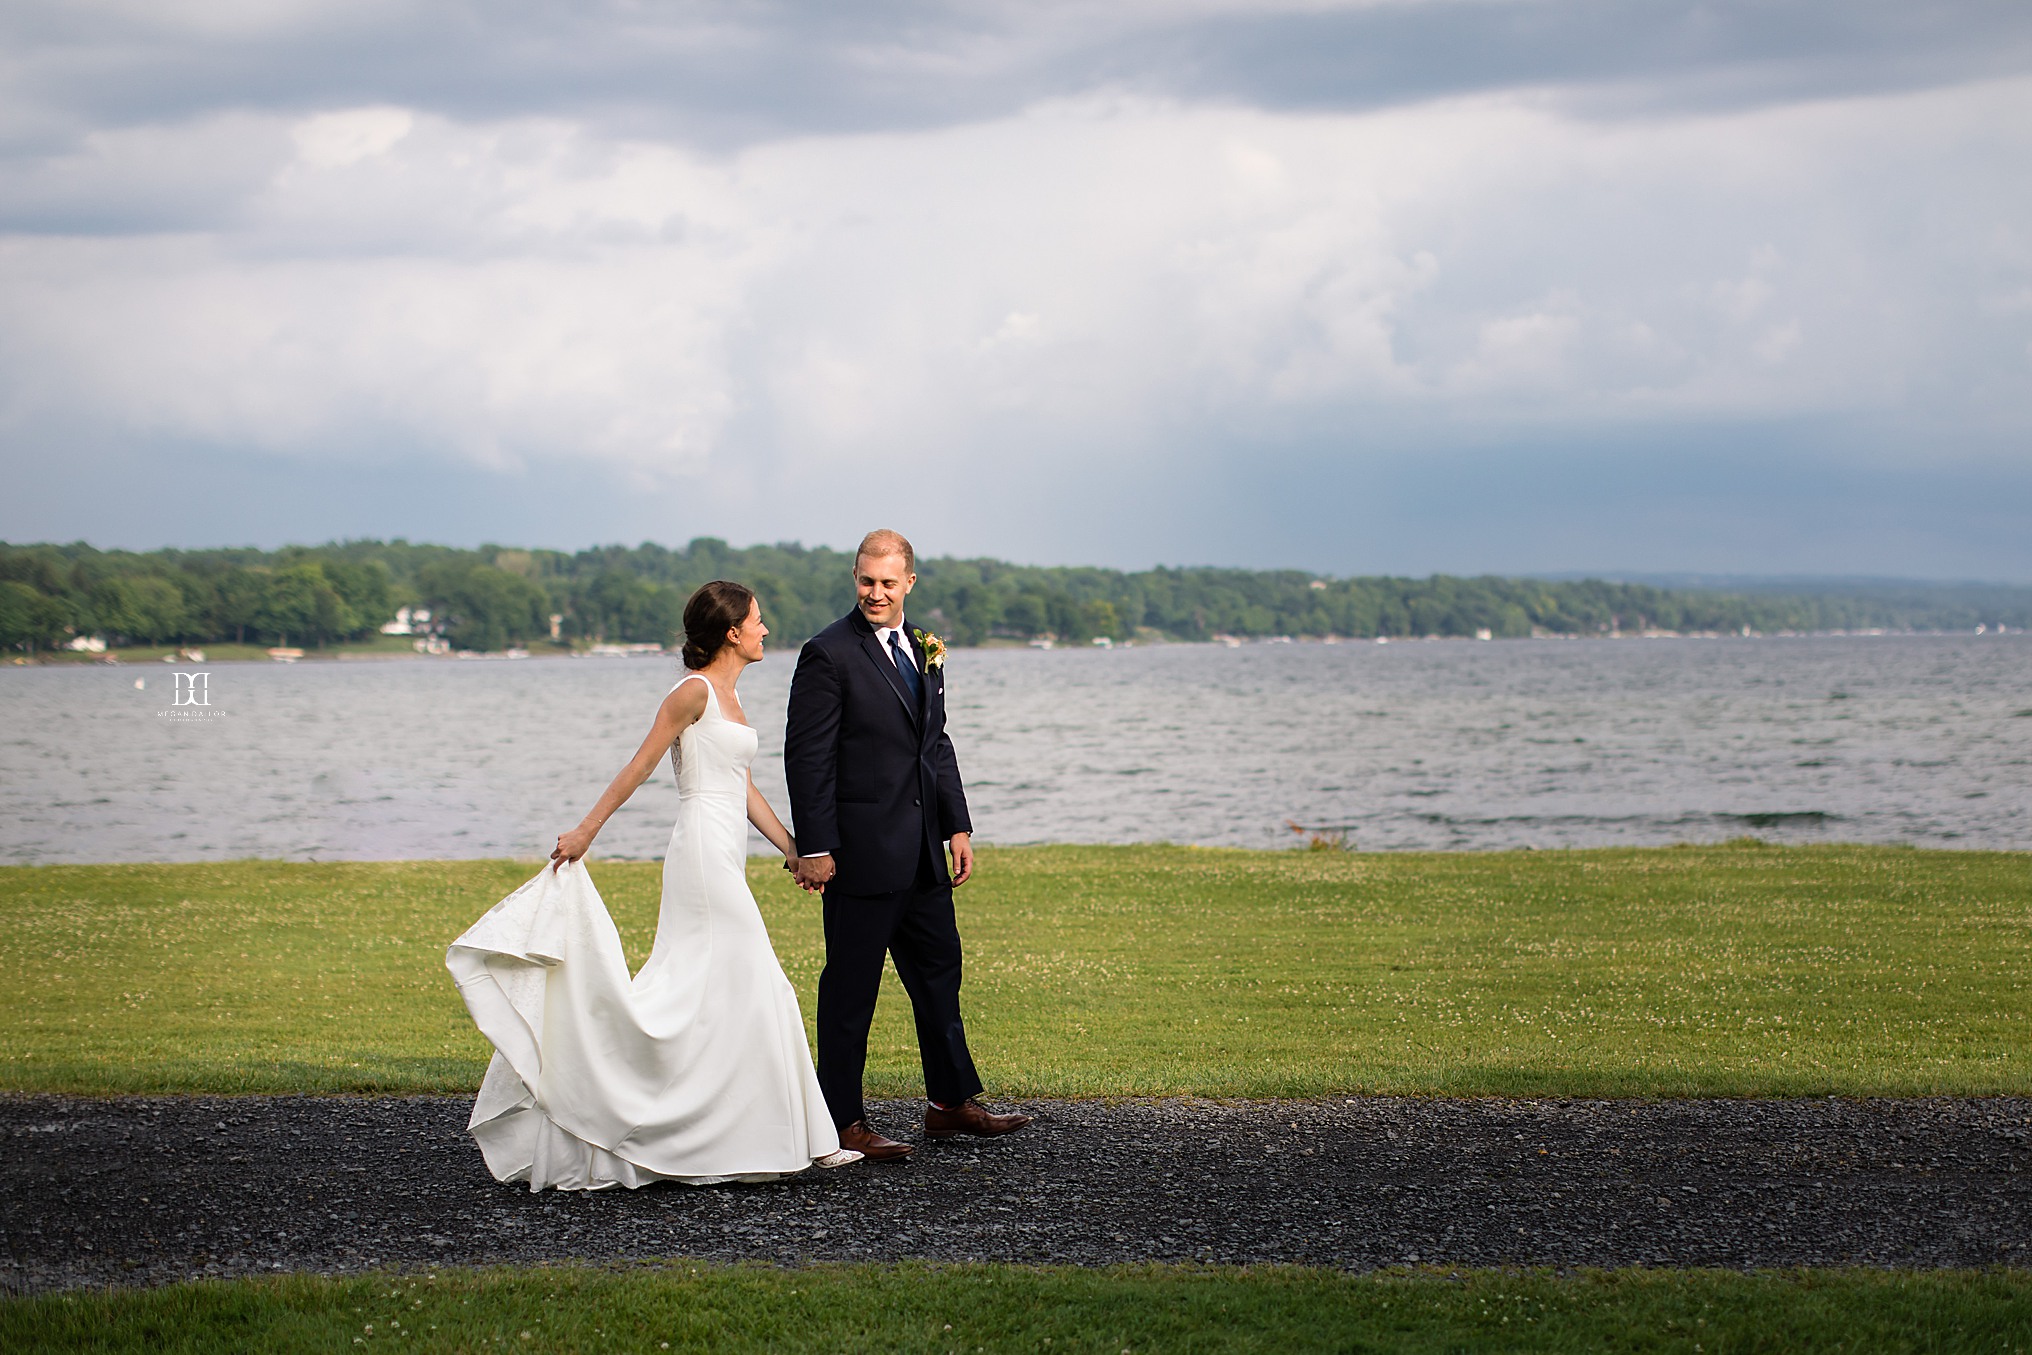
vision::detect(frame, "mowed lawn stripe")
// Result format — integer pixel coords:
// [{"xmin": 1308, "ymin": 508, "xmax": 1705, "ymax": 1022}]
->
[{"xmin": 1, "ymin": 844, "xmax": 2026, "ymax": 1098}]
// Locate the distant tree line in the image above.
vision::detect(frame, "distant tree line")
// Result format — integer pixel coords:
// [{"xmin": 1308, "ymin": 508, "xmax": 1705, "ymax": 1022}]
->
[{"xmin": 3, "ymin": 537, "xmax": 2027, "ymax": 655}]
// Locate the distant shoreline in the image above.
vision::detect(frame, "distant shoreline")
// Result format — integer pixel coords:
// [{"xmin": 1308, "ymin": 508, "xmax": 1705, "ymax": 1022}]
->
[
  {"xmin": 7, "ymin": 626, "xmax": 2024, "ymax": 668},
  {"xmin": 8, "ymin": 536, "xmax": 2028, "ymax": 662}
]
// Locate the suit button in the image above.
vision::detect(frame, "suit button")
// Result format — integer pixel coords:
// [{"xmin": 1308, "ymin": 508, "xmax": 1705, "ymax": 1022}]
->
[{"xmin": 913, "ymin": 798, "xmax": 921, "ymax": 806}]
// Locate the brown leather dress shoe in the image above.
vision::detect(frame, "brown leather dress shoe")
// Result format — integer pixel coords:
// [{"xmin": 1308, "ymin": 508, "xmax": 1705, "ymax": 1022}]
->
[
  {"xmin": 924, "ymin": 1098, "xmax": 1033, "ymax": 1139},
  {"xmin": 837, "ymin": 1119, "xmax": 913, "ymax": 1161}
]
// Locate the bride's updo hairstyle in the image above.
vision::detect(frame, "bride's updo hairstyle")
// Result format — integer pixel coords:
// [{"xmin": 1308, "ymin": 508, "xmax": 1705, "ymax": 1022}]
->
[{"xmin": 680, "ymin": 580, "xmax": 756, "ymax": 670}]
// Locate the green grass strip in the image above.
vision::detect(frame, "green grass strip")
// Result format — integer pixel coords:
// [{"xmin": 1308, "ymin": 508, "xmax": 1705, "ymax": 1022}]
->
[
  {"xmin": 2, "ymin": 844, "xmax": 2027, "ymax": 1098},
  {"xmin": 5, "ymin": 1262, "xmax": 2029, "ymax": 1354}
]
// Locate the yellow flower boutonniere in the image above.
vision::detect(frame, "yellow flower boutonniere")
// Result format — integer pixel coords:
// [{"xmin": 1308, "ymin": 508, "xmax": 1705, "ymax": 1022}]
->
[{"xmin": 913, "ymin": 628, "xmax": 947, "ymax": 669}]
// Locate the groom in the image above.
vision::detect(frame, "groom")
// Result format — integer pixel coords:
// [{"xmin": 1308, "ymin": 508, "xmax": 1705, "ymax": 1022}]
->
[{"xmin": 785, "ymin": 529, "xmax": 1031, "ymax": 1160}]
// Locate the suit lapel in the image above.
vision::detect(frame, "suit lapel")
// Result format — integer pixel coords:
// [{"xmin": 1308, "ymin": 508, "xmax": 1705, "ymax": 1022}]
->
[
  {"xmin": 909, "ymin": 628, "xmax": 935, "ymax": 729},
  {"xmin": 859, "ymin": 626, "xmax": 922, "ymax": 727}
]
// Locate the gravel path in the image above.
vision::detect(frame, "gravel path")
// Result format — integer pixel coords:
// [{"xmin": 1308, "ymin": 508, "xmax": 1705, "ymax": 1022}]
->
[{"xmin": 3, "ymin": 1095, "xmax": 2027, "ymax": 1293}]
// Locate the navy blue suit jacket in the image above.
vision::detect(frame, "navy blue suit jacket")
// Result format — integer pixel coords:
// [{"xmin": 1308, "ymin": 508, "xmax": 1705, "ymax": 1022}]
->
[{"xmin": 784, "ymin": 609, "xmax": 972, "ymax": 897}]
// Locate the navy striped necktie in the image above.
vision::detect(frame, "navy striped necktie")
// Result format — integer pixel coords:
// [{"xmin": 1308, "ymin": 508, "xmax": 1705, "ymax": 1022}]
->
[{"xmin": 888, "ymin": 629, "xmax": 922, "ymax": 703}]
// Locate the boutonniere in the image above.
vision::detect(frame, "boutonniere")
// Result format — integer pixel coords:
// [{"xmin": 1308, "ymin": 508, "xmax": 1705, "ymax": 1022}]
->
[{"xmin": 912, "ymin": 628, "xmax": 947, "ymax": 669}]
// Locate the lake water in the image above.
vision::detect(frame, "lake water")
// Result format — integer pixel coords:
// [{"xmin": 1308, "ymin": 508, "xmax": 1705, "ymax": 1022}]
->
[{"xmin": 3, "ymin": 635, "xmax": 2027, "ymax": 863}]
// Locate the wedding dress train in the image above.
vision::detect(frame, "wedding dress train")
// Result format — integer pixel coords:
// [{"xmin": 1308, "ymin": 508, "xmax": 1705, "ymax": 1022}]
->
[{"xmin": 447, "ymin": 673, "xmax": 845, "ymax": 1189}]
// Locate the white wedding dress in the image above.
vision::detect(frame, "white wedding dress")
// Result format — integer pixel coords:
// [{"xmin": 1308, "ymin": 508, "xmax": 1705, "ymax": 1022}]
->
[{"xmin": 446, "ymin": 673, "xmax": 847, "ymax": 1189}]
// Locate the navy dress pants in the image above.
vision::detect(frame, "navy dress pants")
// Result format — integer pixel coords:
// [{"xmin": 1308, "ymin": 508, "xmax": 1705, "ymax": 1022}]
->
[{"xmin": 815, "ymin": 846, "xmax": 984, "ymax": 1129}]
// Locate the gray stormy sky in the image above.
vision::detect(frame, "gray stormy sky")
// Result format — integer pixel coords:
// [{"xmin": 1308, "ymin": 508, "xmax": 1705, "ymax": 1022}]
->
[{"xmin": 2, "ymin": 1, "xmax": 2029, "ymax": 577}]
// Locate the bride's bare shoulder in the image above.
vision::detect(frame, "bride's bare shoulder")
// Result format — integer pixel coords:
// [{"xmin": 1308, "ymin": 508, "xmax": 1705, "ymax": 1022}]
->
[{"xmin": 660, "ymin": 673, "xmax": 711, "ymax": 722}]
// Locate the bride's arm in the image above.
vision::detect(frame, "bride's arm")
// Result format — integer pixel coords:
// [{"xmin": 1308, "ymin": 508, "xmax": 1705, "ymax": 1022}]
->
[
  {"xmin": 551, "ymin": 681, "xmax": 707, "ymax": 868},
  {"xmin": 745, "ymin": 773, "xmax": 797, "ymax": 862}
]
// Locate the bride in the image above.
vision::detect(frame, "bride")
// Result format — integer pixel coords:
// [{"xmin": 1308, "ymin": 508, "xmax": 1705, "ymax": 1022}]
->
[{"xmin": 446, "ymin": 580, "xmax": 861, "ymax": 1188}]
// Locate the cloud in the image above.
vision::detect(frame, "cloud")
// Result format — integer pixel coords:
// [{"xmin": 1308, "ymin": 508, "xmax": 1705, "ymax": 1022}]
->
[
  {"xmin": 291, "ymin": 105, "xmax": 413, "ymax": 167},
  {"xmin": 1151, "ymin": 0, "xmax": 2032, "ymax": 117},
  {"xmin": 0, "ymin": 2, "xmax": 2028, "ymax": 575},
  {"xmin": 6, "ymin": 1, "xmax": 2029, "ymax": 148},
  {"xmin": 1, "ymin": 79, "xmax": 2023, "ymax": 498}
]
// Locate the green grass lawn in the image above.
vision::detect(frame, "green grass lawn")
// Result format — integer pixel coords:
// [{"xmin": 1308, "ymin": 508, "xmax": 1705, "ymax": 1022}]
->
[
  {"xmin": 5, "ymin": 1263, "xmax": 2029, "ymax": 1354},
  {"xmin": 1, "ymin": 844, "xmax": 2026, "ymax": 1098}
]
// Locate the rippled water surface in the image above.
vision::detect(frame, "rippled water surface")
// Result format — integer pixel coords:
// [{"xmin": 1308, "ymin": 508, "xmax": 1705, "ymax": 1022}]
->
[{"xmin": 3, "ymin": 635, "xmax": 2027, "ymax": 863}]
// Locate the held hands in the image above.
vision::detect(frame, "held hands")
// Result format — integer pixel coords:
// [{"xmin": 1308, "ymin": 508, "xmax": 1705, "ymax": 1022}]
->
[
  {"xmin": 791, "ymin": 854, "xmax": 836, "ymax": 893},
  {"xmin": 551, "ymin": 824, "xmax": 595, "ymax": 871},
  {"xmin": 780, "ymin": 836, "xmax": 972, "ymax": 892}
]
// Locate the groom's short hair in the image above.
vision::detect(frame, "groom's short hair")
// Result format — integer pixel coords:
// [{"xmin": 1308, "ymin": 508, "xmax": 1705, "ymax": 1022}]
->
[{"xmin": 855, "ymin": 529, "xmax": 915, "ymax": 573}]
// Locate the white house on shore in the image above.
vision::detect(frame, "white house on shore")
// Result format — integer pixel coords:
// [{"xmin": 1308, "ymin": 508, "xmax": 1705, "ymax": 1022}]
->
[{"xmin": 380, "ymin": 607, "xmax": 433, "ymax": 636}]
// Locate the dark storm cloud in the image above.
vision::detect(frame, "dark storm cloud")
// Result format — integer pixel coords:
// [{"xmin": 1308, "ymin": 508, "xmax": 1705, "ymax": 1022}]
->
[
  {"xmin": 1151, "ymin": 0, "xmax": 2032, "ymax": 117},
  {"xmin": 5, "ymin": 0, "xmax": 2028, "ymax": 153},
  {"xmin": 4, "ymin": 1, "xmax": 1017, "ymax": 149}
]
